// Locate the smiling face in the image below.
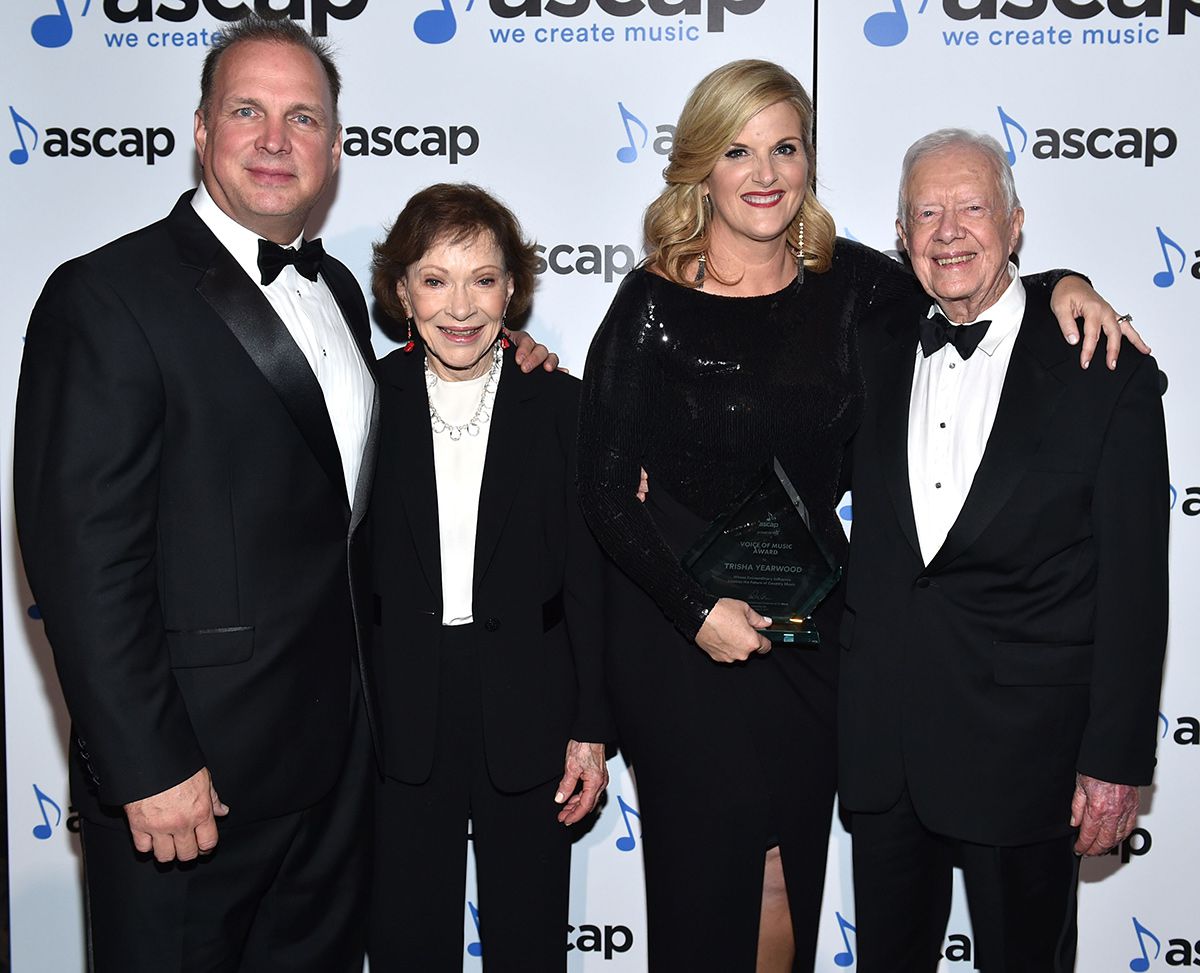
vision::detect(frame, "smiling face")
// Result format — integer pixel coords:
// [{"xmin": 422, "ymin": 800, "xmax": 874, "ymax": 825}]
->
[
  {"xmin": 398, "ymin": 233, "xmax": 513, "ymax": 382},
  {"xmin": 898, "ymin": 143, "xmax": 1024, "ymax": 322},
  {"xmin": 194, "ymin": 39, "xmax": 341, "ymax": 244},
  {"xmin": 702, "ymin": 100, "xmax": 809, "ymax": 253}
]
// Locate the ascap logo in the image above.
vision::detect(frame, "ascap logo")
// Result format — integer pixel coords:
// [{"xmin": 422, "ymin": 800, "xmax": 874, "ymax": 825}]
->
[
  {"xmin": 534, "ymin": 243, "xmax": 637, "ymax": 283},
  {"xmin": 7, "ymin": 107, "xmax": 175, "ymax": 166},
  {"xmin": 1129, "ymin": 916, "xmax": 1200, "ymax": 968},
  {"xmin": 341, "ymin": 124, "xmax": 479, "ymax": 164},
  {"xmin": 419, "ymin": 0, "xmax": 766, "ymax": 45},
  {"xmin": 995, "ymin": 106, "xmax": 1177, "ymax": 167},
  {"xmin": 1151, "ymin": 228, "xmax": 1200, "ymax": 288},
  {"xmin": 613, "ymin": 103, "xmax": 674, "ymax": 164},
  {"xmin": 31, "ymin": 0, "xmax": 368, "ymax": 48}
]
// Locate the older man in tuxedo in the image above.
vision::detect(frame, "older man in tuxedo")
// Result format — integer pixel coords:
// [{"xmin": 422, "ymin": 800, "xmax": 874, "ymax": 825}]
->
[
  {"xmin": 14, "ymin": 15, "xmax": 551, "ymax": 971},
  {"xmin": 838, "ymin": 129, "xmax": 1169, "ymax": 973}
]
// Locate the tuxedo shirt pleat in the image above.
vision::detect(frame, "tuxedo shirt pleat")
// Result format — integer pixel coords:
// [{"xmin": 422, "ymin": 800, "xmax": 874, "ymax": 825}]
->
[{"xmin": 908, "ymin": 265, "xmax": 1026, "ymax": 565}]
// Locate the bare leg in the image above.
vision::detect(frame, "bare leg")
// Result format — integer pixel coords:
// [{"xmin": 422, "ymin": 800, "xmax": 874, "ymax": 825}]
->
[{"xmin": 756, "ymin": 846, "xmax": 796, "ymax": 973}]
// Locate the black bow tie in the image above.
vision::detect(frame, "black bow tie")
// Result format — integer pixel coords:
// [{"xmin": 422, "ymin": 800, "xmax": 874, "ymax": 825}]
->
[
  {"xmin": 257, "ymin": 237, "xmax": 324, "ymax": 285},
  {"xmin": 918, "ymin": 311, "xmax": 992, "ymax": 360}
]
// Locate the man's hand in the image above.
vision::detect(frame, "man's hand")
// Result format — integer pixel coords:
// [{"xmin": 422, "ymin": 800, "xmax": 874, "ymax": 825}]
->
[
  {"xmin": 1049, "ymin": 276, "xmax": 1150, "ymax": 371},
  {"xmin": 124, "ymin": 766, "xmax": 229, "ymax": 863},
  {"xmin": 695, "ymin": 598, "xmax": 772, "ymax": 663},
  {"xmin": 1070, "ymin": 773, "xmax": 1139, "ymax": 856},
  {"xmin": 555, "ymin": 740, "xmax": 609, "ymax": 825},
  {"xmin": 508, "ymin": 329, "xmax": 560, "ymax": 373}
]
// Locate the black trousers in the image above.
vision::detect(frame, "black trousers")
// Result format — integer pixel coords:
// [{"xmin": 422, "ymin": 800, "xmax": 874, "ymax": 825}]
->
[
  {"xmin": 851, "ymin": 789, "xmax": 1080, "ymax": 973},
  {"xmin": 79, "ymin": 688, "xmax": 373, "ymax": 973},
  {"xmin": 368, "ymin": 623, "xmax": 570, "ymax": 972}
]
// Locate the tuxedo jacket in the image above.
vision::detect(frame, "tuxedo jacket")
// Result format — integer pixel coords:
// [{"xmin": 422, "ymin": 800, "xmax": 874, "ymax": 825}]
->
[
  {"xmin": 15, "ymin": 192, "xmax": 379, "ymax": 825},
  {"xmin": 369, "ymin": 346, "xmax": 613, "ymax": 792},
  {"xmin": 838, "ymin": 286, "xmax": 1169, "ymax": 846}
]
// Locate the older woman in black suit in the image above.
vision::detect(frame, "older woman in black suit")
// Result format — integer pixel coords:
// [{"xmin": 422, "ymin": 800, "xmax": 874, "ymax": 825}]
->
[{"xmin": 366, "ymin": 184, "xmax": 612, "ymax": 972}]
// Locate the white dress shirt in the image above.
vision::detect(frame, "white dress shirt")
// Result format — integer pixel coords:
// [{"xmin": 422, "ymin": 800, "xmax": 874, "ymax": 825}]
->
[
  {"xmin": 429, "ymin": 364, "xmax": 502, "ymax": 626},
  {"xmin": 908, "ymin": 264, "xmax": 1026, "ymax": 566},
  {"xmin": 192, "ymin": 184, "xmax": 373, "ymax": 505}
]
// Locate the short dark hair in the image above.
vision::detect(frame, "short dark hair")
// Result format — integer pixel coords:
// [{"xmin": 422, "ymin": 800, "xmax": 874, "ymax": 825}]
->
[
  {"xmin": 199, "ymin": 14, "xmax": 342, "ymax": 122},
  {"xmin": 372, "ymin": 184, "xmax": 539, "ymax": 324}
]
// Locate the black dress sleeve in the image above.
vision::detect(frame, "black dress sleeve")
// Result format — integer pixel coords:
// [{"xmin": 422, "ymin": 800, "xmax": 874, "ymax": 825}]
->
[{"xmin": 577, "ymin": 271, "xmax": 717, "ymax": 641}]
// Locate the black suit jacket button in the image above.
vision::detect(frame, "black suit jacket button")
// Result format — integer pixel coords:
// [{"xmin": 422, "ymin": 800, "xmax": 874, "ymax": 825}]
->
[
  {"xmin": 484, "ymin": 617, "xmax": 501, "ymax": 632},
  {"xmin": 915, "ymin": 577, "xmax": 931, "ymax": 589}
]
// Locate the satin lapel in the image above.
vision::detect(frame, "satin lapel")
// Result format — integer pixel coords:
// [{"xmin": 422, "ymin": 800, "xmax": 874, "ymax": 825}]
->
[
  {"xmin": 473, "ymin": 350, "xmax": 536, "ymax": 593},
  {"xmin": 874, "ymin": 317, "xmax": 923, "ymax": 562},
  {"xmin": 381, "ymin": 353, "xmax": 442, "ymax": 598},
  {"xmin": 194, "ymin": 231, "xmax": 348, "ymax": 508},
  {"xmin": 924, "ymin": 305, "xmax": 1069, "ymax": 573}
]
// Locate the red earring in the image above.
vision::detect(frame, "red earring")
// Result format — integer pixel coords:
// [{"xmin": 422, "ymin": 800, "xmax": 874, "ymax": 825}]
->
[
  {"xmin": 403, "ymin": 316, "xmax": 415, "ymax": 354},
  {"xmin": 500, "ymin": 323, "xmax": 511, "ymax": 349}
]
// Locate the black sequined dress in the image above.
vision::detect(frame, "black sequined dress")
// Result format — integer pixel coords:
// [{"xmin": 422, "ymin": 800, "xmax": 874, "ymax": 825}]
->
[{"xmin": 577, "ymin": 239, "xmax": 924, "ymax": 970}]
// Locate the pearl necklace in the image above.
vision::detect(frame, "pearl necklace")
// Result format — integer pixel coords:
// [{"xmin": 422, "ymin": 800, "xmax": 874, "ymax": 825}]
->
[{"xmin": 425, "ymin": 342, "xmax": 502, "ymax": 441}]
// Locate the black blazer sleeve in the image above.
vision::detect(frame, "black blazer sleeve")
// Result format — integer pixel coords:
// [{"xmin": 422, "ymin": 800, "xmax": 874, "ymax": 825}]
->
[
  {"xmin": 15, "ymin": 258, "xmax": 206, "ymax": 806},
  {"xmin": 1076, "ymin": 348, "xmax": 1169, "ymax": 784},
  {"xmin": 558, "ymin": 378, "xmax": 614, "ymax": 745}
]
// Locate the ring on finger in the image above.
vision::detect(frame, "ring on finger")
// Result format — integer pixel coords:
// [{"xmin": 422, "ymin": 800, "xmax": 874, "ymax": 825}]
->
[{"xmin": 1116, "ymin": 313, "xmax": 1134, "ymax": 325}]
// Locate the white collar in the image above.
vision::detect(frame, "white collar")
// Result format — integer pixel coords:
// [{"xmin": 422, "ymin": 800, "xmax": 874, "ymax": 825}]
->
[
  {"xmin": 926, "ymin": 262, "xmax": 1025, "ymax": 358},
  {"xmin": 191, "ymin": 182, "xmax": 305, "ymax": 285}
]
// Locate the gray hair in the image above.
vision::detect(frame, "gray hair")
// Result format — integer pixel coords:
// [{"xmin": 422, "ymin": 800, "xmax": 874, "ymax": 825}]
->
[
  {"xmin": 897, "ymin": 128, "xmax": 1020, "ymax": 230},
  {"xmin": 199, "ymin": 14, "xmax": 341, "ymax": 123}
]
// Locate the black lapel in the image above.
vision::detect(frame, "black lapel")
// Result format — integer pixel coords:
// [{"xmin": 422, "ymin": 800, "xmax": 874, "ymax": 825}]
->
[
  {"xmin": 925, "ymin": 303, "xmax": 1069, "ymax": 573},
  {"xmin": 378, "ymin": 349, "xmax": 442, "ymax": 599},
  {"xmin": 168, "ymin": 195, "xmax": 348, "ymax": 508},
  {"xmin": 473, "ymin": 349, "xmax": 537, "ymax": 592},
  {"xmin": 874, "ymin": 311, "xmax": 923, "ymax": 562}
]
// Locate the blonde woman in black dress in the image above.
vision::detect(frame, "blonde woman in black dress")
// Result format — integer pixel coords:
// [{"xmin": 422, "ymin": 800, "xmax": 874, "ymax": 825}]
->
[{"xmin": 577, "ymin": 59, "xmax": 1130, "ymax": 972}]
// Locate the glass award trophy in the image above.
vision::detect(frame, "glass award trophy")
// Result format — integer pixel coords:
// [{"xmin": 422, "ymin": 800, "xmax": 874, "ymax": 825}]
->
[{"xmin": 682, "ymin": 458, "xmax": 842, "ymax": 645}]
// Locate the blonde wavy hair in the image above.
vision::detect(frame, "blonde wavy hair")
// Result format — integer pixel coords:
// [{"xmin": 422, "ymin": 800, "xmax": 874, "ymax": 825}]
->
[{"xmin": 644, "ymin": 59, "xmax": 835, "ymax": 287}]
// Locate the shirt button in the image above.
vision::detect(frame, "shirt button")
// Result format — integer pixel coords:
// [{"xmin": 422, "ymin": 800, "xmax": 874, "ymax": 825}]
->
[
  {"xmin": 916, "ymin": 577, "xmax": 931, "ymax": 589},
  {"xmin": 935, "ymin": 482, "xmax": 942, "ymax": 489},
  {"xmin": 939, "ymin": 422, "xmax": 947, "ymax": 429},
  {"xmin": 949, "ymin": 362, "xmax": 956, "ymax": 369},
  {"xmin": 484, "ymin": 617, "xmax": 501, "ymax": 632}
]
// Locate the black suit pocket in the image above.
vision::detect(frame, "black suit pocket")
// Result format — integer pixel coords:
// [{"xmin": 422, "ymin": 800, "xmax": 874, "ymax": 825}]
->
[
  {"xmin": 992, "ymin": 640, "xmax": 1092, "ymax": 686},
  {"xmin": 166, "ymin": 626, "xmax": 254, "ymax": 668}
]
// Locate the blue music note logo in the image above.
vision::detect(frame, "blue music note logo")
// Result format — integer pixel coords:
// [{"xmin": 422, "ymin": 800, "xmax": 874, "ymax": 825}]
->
[
  {"xmin": 31, "ymin": 0, "xmax": 90, "ymax": 49},
  {"xmin": 1152, "ymin": 226, "xmax": 1186, "ymax": 288},
  {"xmin": 466, "ymin": 901, "xmax": 483, "ymax": 957},
  {"xmin": 863, "ymin": 0, "xmax": 928, "ymax": 46},
  {"xmin": 1129, "ymin": 916, "xmax": 1161, "ymax": 971},
  {"xmin": 614, "ymin": 794, "xmax": 641, "ymax": 851},
  {"xmin": 32, "ymin": 784, "xmax": 62, "ymax": 840},
  {"xmin": 415, "ymin": 0, "xmax": 473, "ymax": 44},
  {"xmin": 615, "ymin": 103, "xmax": 649, "ymax": 165},
  {"xmin": 9, "ymin": 107, "xmax": 39, "ymax": 166},
  {"xmin": 833, "ymin": 911, "xmax": 856, "ymax": 967},
  {"xmin": 1158, "ymin": 710, "xmax": 1170, "ymax": 738},
  {"xmin": 996, "ymin": 106, "xmax": 1028, "ymax": 166}
]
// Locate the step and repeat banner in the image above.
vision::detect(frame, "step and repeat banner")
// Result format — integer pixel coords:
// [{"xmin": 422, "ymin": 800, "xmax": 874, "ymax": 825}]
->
[{"xmin": 1, "ymin": 2, "xmax": 1194, "ymax": 970}]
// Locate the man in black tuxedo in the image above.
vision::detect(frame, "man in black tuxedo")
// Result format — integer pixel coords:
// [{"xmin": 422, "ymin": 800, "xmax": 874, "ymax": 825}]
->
[
  {"xmin": 13, "ymin": 15, "xmax": 552, "ymax": 972},
  {"xmin": 838, "ymin": 129, "xmax": 1169, "ymax": 972}
]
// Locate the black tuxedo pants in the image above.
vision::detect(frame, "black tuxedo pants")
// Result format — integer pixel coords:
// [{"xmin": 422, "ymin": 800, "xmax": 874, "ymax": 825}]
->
[
  {"xmin": 851, "ymin": 788, "xmax": 1080, "ymax": 973},
  {"xmin": 368, "ymin": 622, "xmax": 571, "ymax": 972},
  {"xmin": 79, "ymin": 686, "xmax": 374, "ymax": 972}
]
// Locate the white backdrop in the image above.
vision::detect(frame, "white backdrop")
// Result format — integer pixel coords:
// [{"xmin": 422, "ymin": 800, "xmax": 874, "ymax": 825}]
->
[{"xmin": 2, "ymin": 2, "xmax": 1195, "ymax": 970}]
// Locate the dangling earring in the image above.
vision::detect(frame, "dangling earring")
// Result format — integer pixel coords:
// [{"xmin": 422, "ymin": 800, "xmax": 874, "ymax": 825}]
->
[
  {"xmin": 793, "ymin": 215, "xmax": 806, "ymax": 285},
  {"xmin": 694, "ymin": 252, "xmax": 707, "ymax": 285},
  {"xmin": 500, "ymin": 325, "xmax": 511, "ymax": 350},
  {"xmin": 403, "ymin": 316, "xmax": 415, "ymax": 354}
]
